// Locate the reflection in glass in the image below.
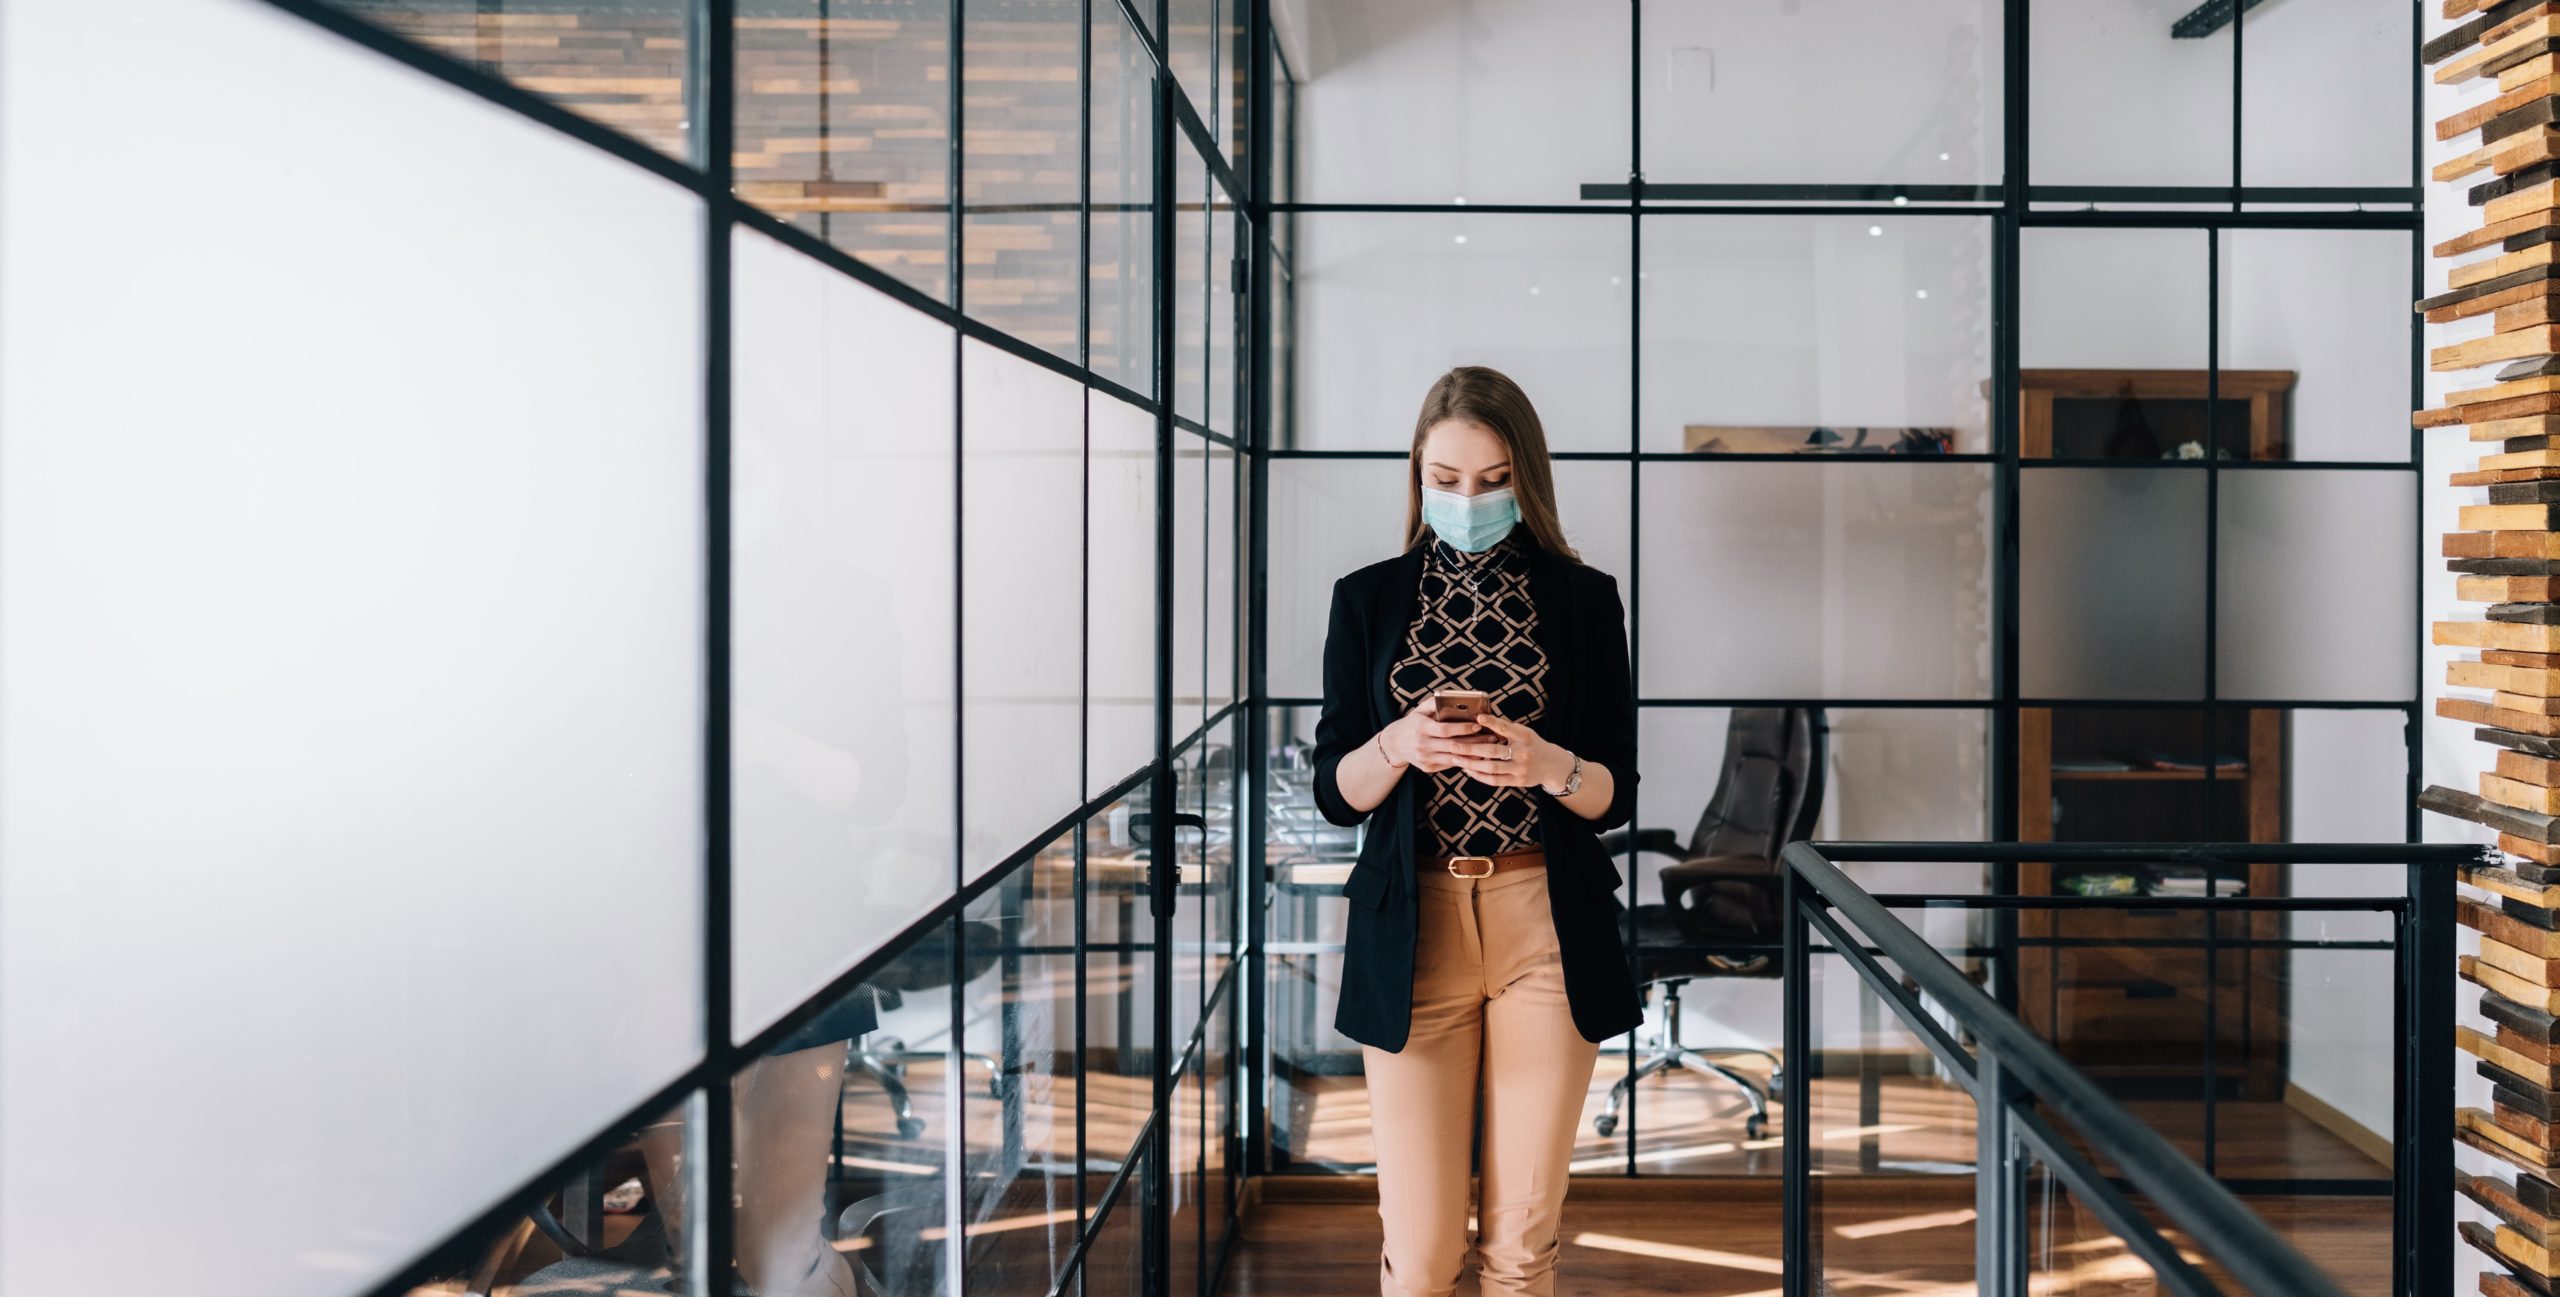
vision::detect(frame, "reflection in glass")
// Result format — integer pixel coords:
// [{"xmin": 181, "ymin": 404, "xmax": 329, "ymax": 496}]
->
[
  {"xmin": 961, "ymin": 0, "xmax": 1082, "ymax": 357},
  {"xmin": 735, "ymin": 0, "xmax": 954, "ymax": 302},
  {"xmin": 1293, "ymin": 213, "xmax": 1632, "ymax": 451},
  {"xmin": 2020, "ymin": 469, "xmax": 2205, "ymax": 700},
  {"xmin": 328, "ymin": 0, "xmax": 692, "ymax": 158},
  {"xmin": 1085, "ymin": 797, "xmax": 1160, "ymax": 1086},
  {"xmin": 1076, "ymin": 1141, "xmax": 1148, "ymax": 1295},
  {"xmin": 1805, "ymin": 935, "xmax": 1978, "ymax": 1291},
  {"xmin": 1641, "ymin": 0, "xmax": 2002, "ymax": 188},
  {"xmin": 1169, "ymin": 1049, "xmax": 1203, "ymax": 1297},
  {"xmin": 1640, "ymin": 216, "xmax": 1991, "ymax": 454},
  {"xmin": 963, "ymin": 340, "xmax": 1086, "ymax": 880},
  {"xmin": 732, "ymin": 226, "xmax": 958, "ymax": 1038},
  {"xmin": 1091, "ymin": 2, "xmax": 1157, "ymax": 394},
  {"xmin": 959, "ymin": 843, "xmax": 1081, "ymax": 1294},
  {"xmin": 1637, "ymin": 462, "xmax": 1993, "ymax": 700},
  {"xmin": 800, "ymin": 923, "xmax": 962, "ymax": 1297},
  {"xmin": 1261, "ymin": 704, "xmax": 1374, "ymax": 1172},
  {"xmin": 396, "ymin": 1093, "xmax": 704, "ymax": 1296}
]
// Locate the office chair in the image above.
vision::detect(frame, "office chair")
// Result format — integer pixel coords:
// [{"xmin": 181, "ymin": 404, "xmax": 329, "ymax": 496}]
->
[{"xmin": 1594, "ymin": 707, "xmax": 1828, "ymax": 1140}]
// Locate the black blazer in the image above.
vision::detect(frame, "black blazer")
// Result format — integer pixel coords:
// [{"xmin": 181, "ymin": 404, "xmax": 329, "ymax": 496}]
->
[{"xmin": 1310, "ymin": 535, "xmax": 1645, "ymax": 1052}]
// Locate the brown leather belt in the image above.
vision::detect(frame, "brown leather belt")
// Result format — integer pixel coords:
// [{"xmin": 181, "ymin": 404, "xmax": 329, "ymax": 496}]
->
[{"xmin": 1430, "ymin": 846, "xmax": 1546, "ymax": 879}]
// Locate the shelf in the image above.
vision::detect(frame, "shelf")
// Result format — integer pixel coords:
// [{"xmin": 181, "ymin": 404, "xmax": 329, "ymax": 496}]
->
[{"xmin": 2051, "ymin": 767, "xmax": 2250, "ymax": 782}]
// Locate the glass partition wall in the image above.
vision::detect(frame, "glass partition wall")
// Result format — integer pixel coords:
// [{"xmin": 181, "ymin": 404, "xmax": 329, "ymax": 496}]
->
[
  {"xmin": 27, "ymin": 1, "xmax": 1254, "ymax": 1295},
  {"xmin": 0, "ymin": 2, "xmax": 2424, "ymax": 1296},
  {"xmin": 1256, "ymin": 0, "xmax": 2421, "ymax": 1275}
]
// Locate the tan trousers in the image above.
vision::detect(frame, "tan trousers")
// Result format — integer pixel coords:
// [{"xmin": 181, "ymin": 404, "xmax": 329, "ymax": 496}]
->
[{"xmin": 1361, "ymin": 858, "xmax": 1602, "ymax": 1297}]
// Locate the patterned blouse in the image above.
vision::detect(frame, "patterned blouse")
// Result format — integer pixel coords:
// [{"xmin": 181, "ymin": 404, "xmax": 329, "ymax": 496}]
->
[{"xmin": 1389, "ymin": 533, "xmax": 1549, "ymax": 858}]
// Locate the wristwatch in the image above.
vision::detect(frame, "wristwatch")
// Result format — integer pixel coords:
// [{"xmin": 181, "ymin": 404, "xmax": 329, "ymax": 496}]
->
[{"xmin": 1548, "ymin": 751, "xmax": 1584, "ymax": 797}]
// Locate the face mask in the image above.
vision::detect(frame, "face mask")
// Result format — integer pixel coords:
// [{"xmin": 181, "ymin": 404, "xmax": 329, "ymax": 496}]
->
[{"xmin": 1420, "ymin": 485, "xmax": 1520, "ymax": 553}]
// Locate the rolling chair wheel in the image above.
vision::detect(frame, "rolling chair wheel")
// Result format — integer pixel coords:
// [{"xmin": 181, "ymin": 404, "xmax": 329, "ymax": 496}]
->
[
  {"xmin": 1592, "ymin": 1113, "xmax": 1618, "ymax": 1138},
  {"xmin": 1745, "ymin": 1114, "xmax": 1767, "ymax": 1140},
  {"xmin": 897, "ymin": 1116, "xmax": 927, "ymax": 1140}
]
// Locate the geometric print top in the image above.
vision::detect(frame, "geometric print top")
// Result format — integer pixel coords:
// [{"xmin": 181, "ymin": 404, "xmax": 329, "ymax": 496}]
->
[{"xmin": 1388, "ymin": 532, "xmax": 1550, "ymax": 858}]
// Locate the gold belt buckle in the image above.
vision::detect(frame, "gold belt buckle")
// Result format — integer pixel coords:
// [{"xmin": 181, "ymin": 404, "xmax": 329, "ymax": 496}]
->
[{"xmin": 1446, "ymin": 854, "xmax": 1495, "ymax": 879}]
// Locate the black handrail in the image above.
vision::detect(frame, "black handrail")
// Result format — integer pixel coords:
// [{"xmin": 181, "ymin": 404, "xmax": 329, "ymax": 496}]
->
[{"xmin": 1777, "ymin": 839, "xmax": 2486, "ymax": 1297}]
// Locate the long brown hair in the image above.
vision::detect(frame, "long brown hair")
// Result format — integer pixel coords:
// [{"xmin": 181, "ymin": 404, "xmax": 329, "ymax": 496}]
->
[{"xmin": 1401, "ymin": 365, "xmax": 1579, "ymax": 561}]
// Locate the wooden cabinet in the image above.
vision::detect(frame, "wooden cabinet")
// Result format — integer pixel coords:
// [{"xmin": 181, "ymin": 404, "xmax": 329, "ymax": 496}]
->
[{"xmin": 2013, "ymin": 366, "xmax": 2295, "ymax": 1100}]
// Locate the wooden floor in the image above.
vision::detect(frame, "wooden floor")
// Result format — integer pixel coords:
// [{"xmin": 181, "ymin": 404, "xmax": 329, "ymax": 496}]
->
[
  {"xmin": 1221, "ymin": 1178, "xmax": 2393, "ymax": 1296},
  {"xmin": 1234, "ymin": 1059, "xmax": 2396, "ymax": 1295}
]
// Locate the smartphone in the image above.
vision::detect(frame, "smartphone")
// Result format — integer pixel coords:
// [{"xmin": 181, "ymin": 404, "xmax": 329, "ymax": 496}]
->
[{"xmin": 1429, "ymin": 689, "xmax": 1490, "ymax": 730}]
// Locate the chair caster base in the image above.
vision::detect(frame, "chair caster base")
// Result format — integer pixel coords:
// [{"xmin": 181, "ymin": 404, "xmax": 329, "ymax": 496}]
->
[
  {"xmin": 1592, "ymin": 1113, "xmax": 1618, "ymax": 1138},
  {"xmin": 1745, "ymin": 1114, "xmax": 1767, "ymax": 1140}
]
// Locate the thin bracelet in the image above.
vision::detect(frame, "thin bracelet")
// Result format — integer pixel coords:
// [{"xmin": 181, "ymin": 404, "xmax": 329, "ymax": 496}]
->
[{"xmin": 1373, "ymin": 730, "xmax": 1408, "ymax": 770}]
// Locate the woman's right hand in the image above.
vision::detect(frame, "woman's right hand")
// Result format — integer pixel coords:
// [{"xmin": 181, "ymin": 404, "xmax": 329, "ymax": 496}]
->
[{"xmin": 1379, "ymin": 701, "xmax": 1509, "ymax": 773}]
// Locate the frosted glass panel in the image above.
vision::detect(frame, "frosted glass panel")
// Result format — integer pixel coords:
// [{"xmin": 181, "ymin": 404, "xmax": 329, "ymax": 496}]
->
[
  {"xmin": 2217, "ymin": 229, "xmax": 2410, "ymax": 463},
  {"xmin": 1641, "ymin": 215, "xmax": 1992, "ymax": 454},
  {"xmin": 2240, "ymin": 0, "xmax": 2411, "ymax": 190},
  {"xmin": 2020, "ymin": 468, "xmax": 2206, "ymax": 699},
  {"xmin": 2029, "ymin": 0, "xmax": 2230, "ymax": 189},
  {"xmin": 1295, "ymin": 213, "xmax": 1633, "ymax": 451},
  {"xmin": 1268, "ymin": 458, "xmax": 1632, "ymax": 700},
  {"xmin": 1176, "ymin": 431, "xmax": 1209, "ymax": 741},
  {"xmin": 0, "ymin": 4, "xmax": 704, "ymax": 1295},
  {"xmin": 2216, "ymin": 470, "xmax": 2415, "ymax": 702},
  {"xmin": 1090, "ymin": 392, "xmax": 1159, "ymax": 793},
  {"xmin": 963, "ymin": 339, "xmax": 1085, "ymax": 881},
  {"xmin": 1641, "ymin": 0, "xmax": 2003, "ymax": 187},
  {"xmin": 1555, "ymin": 460, "xmax": 1635, "ymax": 620},
  {"xmin": 1295, "ymin": 0, "xmax": 1628, "ymax": 203},
  {"xmin": 1268, "ymin": 459, "xmax": 1405, "ymax": 698},
  {"xmin": 2021, "ymin": 226, "xmax": 2207, "ymax": 373},
  {"xmin": 734, "ymin": 226, "xmax": 957, "ymax": 1037},
  {"xmin": 1210, "ymin": 442, "xmax": 1239, "ymax": 717},
  {"xmin": 1637, "ymin": 463, "xmax": 1993, "ymax": 699}
]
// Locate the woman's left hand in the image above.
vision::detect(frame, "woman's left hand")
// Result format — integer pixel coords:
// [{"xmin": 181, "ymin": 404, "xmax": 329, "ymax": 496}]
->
[{"xmin": 1454, "ymin": 712, "xmax": 1576, "ymax": 794}]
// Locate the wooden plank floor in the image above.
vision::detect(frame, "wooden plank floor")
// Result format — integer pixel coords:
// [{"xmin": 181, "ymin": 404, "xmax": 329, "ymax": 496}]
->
[{"xmin": 1220, "ymin": 1180, "xmax": 2393, "ymax": 1296}]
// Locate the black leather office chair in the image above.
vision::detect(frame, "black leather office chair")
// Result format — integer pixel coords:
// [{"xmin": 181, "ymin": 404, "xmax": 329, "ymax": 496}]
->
[{"xmin": 1595, "ymin": 707, "xmax": 1827, "ymax": 1139}]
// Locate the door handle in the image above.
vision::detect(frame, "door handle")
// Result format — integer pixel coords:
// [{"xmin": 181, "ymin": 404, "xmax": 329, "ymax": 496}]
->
[{"xmin": 1133, "ymin": 811, "xmax": 1207, "ymax": 917}]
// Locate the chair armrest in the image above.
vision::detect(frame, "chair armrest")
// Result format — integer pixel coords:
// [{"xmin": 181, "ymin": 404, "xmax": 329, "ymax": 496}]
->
[
  {"xmin": 1660, "ymin": 853, "xmax": 1784, "ymax": 942},
  {"xmin": 1597, "ymin": 826, "xmax": 1684, "ymax": 859}
]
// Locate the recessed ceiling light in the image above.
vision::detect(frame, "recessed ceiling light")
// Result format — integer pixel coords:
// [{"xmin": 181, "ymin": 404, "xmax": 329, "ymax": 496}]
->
[
  {"xmin": 1938, "ymin": 152, "xmax": 1950, "ymax": 162},
  {"xmin": 1892, "ymin": 195, "xmax": 1909, "ymax": 206},
  {"xmin": 1610, "ymin": 276, "xmax": 1622, "ymax": 285},
  {"xmin": 1455, "ymin": 196, "xmax": 1468, "ymax": 205},
  {"xmin": 1869, "ymin": 225, "xmax": 1883, "ymax": 236},
  {"xmin": 1454, "ymin": 234, "xmax": 1468, "ymax": 245},
  {"xmin": 1529, "ymin": 286, "xmax": 1541, "ymax": 295},
  {"xmin": 1915, "ymin": 289, "xmax": 1929, "ymax": 300}
]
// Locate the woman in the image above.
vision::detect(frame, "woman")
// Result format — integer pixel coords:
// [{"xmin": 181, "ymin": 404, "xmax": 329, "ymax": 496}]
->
[{"xmin": 1310, "ymin": 365, "xmax": 1644, "ymax": 1297}]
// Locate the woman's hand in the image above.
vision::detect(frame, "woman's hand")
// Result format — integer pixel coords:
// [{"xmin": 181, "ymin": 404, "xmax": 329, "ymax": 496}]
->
[
  {"xmin": 1454, "ymin": 712, "xmax": 1576, "ymax": 793},
  {"xmin": 1379, "ymin": 700, "xmax": 1510, "ymax": 774}
]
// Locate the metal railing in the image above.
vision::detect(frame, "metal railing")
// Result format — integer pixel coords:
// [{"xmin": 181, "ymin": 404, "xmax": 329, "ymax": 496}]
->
[{"xmin": 1778, "ymin": 840, "xmax": 2483, "ymax": 1297}]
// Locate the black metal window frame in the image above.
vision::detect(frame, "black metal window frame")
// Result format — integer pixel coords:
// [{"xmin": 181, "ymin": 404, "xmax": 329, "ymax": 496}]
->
[
  {"xmin": 207, "ymin": 0, "xmax": 2430, "ymax": 1292},
  {"xmin": 1776, "ymin": 839, "xmax": 2478, "ymax": 1296},
  {"xmin": 251, "ymin": 0, "xmax": 1269, "ymax": 1295},
  {"xmin": 1250, "ymin": 0, "xmax": 2430, "ymax": 1187}
]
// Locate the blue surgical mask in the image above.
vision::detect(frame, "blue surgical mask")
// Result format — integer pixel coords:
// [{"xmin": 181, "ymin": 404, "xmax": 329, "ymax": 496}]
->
[{"xmin": 1420, "ymin": 485, "xmax": 1520, "ymax": 553}]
